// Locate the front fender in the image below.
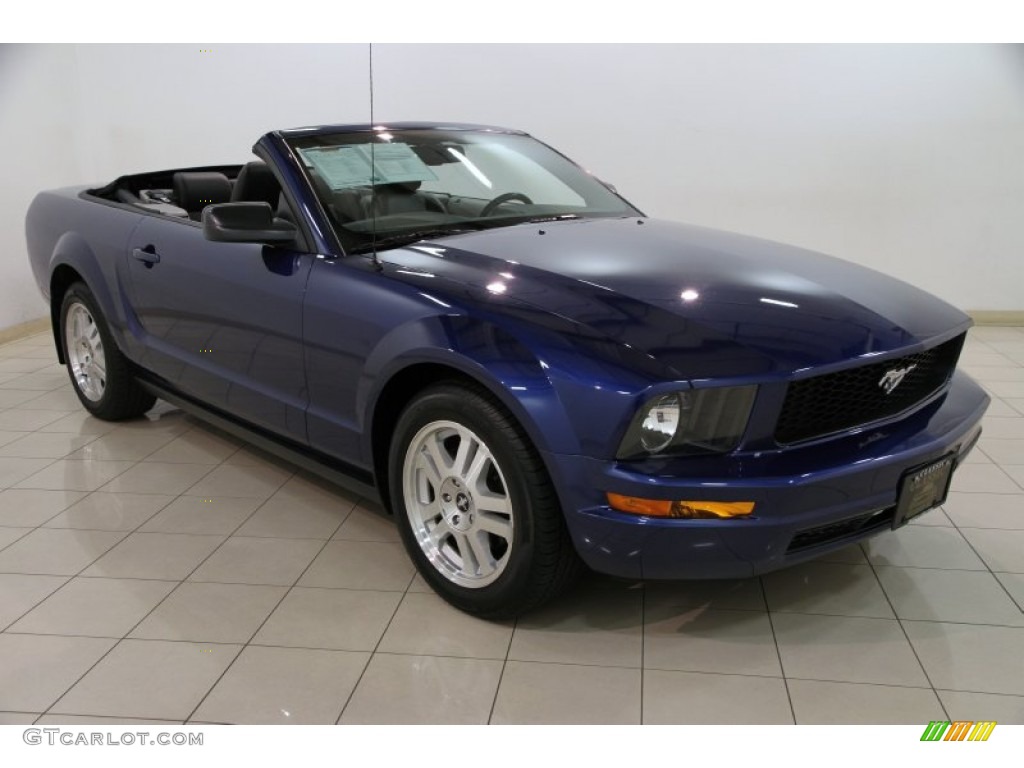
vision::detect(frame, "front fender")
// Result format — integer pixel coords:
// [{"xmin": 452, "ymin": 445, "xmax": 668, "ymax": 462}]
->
[{"xmin": 359, "ymin": 313, "xmax": 583, "ymax": 464}]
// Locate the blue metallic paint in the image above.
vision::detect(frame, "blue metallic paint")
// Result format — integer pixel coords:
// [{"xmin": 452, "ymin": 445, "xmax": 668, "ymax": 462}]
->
[
  {"xmin": 551, "ymin": 372, "xmax": 987, "ymax": 579},
  {"xmin": 25, "ymin": 122, "xmax": 990, "ymax": 583},
  {"xmin": 122, "ymin": 216, "xmax": 311, "ymax": 441},
  {"xmin": 26, "ymin": 190, "xmax": 142, "ymax": 357}
]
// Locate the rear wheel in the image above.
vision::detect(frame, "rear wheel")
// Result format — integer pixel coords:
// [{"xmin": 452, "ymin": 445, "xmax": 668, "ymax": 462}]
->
[
  {"xmin": 59, "ymin": 282, "xmax": 155, "ymax": 420},
  {"xmin": 389, "ymin": 382, "xmax": 581, "ymax": 619}
]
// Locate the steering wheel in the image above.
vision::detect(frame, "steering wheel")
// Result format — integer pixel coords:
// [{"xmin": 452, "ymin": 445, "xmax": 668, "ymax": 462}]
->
[{"xmin": 480, "ymin": 192, "xmax": 534, "ymax": 217}]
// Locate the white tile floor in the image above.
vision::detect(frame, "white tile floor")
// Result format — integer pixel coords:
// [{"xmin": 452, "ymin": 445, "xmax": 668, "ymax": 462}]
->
[{"xmin": 0, "ymin": 327, "xmax": 1022, "ymax": 725}]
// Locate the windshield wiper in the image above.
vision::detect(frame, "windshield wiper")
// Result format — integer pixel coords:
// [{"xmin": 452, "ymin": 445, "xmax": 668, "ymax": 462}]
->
[
  {"xmin": 469, "ymin": 213, "xmax": 583, "ymax": 230},
  {"xmin": 526, "ymin": 213, "xmax": 582, "ymax": 223},
  {"xmin": 351, "ymin": 214, "xmax": 585, "ymax": 254},
  {"xmin": 352, "ymin": 225, "xmax": 484, "ymax": 254}
]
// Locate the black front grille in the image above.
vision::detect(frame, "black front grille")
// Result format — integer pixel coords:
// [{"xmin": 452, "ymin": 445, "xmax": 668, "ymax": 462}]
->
[
  {"xmin": 787, "ymin": 506, "xmax": 895, "ymax": 553},
  {"xmin": 775, "ymin": 334, "xmax": 965, "ymax": 445}
]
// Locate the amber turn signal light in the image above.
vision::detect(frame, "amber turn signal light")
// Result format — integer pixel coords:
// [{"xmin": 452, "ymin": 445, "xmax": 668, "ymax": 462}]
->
[{"xmin": 606, "ymin": 493, "xmax": 754, "ymax": 519}]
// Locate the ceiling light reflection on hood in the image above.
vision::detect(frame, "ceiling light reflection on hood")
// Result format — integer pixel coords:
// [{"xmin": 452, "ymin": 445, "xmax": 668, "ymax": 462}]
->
[
  {"xmin": 419, "ymin": 293, "xmax": 451, "ymax": 309},
  {"xmin": 760, "ymin": 297, "xmax": 799, "ymax": 309},
  {"xmin": 410, "ymin": 246, "xmax": 447, "ymax": 257}
]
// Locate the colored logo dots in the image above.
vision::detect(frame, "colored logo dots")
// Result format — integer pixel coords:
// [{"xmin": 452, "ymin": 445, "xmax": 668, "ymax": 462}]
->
[{"xmin": 920, "ymin": 720, "xmax": 997, "ymax": 741}]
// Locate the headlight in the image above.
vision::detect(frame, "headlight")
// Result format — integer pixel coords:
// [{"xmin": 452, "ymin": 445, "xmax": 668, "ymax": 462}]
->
[
  {"xmin": 617, "ymin": 385, "xmax": 758, "ymax": 459},
  {"xmin": 639, "ymin": 394, "xmax": 682, "ymax": 452}
]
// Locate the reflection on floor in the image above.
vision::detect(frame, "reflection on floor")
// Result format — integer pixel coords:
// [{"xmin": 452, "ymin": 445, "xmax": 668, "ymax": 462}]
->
[{"xmin": 0, "ymin": 328, "xmax": 1022, "ymax": 725}]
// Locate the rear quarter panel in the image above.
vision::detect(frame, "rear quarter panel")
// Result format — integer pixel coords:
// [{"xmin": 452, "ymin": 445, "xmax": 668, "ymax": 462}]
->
[{"xmin": 25, "ymin": 187, "xmax": 144, "ymax": 357}]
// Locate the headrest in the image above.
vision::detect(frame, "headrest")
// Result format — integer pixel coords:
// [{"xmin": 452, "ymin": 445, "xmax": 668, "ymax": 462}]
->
[
  {"xmin": 231, "ymin": 161, "xmax": 281, "ymax": 207},
  {"xmin": 173, "ymin": 171, "xmax": 232, "ymax": 211}
]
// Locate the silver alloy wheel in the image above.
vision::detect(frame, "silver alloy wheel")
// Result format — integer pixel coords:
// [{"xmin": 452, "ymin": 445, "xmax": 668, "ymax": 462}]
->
[
  {"xmin": 65, "ymin": 301, "xmax": 107, "ymax": 402},
  {"xmin": 402, "ymin": 420, "xmax": 515, "ymax": 588}
]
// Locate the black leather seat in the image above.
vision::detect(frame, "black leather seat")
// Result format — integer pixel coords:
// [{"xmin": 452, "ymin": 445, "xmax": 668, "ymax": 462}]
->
[
  {"xmin": 231, "ymin": 161, "xmax": 281, "ymax": 209},
  {"xmin": 172, "ymin": 172, "xmax": 232, "ymax": 220},
  {"xmin": 304, "ymin": 168, "xmax": 367, "ymax": 223},
  {"xmin": 364, "ymin": 182, "xmax": 444, "ymax": 216}
]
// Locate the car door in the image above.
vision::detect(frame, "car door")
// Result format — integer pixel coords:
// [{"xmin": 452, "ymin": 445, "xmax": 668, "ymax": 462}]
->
[
  {"xmin": 302, "ymin": 255, "xmax": 447, "ymax": 471},
  {"xmin": 124, "ymin": 215, "xmax": 311, "ymax": 442}
]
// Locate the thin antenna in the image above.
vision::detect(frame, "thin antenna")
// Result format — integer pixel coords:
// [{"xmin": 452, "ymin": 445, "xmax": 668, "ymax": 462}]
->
[{"xmin": 368, "ymin": 42, "xmax": 381, "ymax": 269}]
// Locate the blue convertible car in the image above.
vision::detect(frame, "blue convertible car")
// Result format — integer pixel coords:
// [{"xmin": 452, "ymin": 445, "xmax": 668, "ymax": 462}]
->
[{"xmin": 26, "ymin": 122, "xmax": 989, "ymax": 616}]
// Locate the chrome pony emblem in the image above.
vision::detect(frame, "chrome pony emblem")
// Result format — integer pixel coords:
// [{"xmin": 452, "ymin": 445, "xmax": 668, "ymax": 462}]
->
[{"xmin": 879, "ymin": 364, "xmax": 917, "ymax": 394}]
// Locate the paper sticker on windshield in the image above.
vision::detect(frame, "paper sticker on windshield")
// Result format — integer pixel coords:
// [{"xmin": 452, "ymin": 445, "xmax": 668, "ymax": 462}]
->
[
  {"xmin": 298, "ymin": 143, "xmax": 436, "ymax": 190},
  {"xmin": 369, "ymin": 143, "xmax": 437, "ymax": 184},
  {"xmin": 299, "ymin": 147, "xmax": 373, "ymax": 189}
]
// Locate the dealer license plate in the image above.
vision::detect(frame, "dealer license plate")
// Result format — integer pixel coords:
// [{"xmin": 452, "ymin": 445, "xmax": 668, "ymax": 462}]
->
[{"xmin": 893, "ymin": 453, "xmax": 955, "ymax": 528}]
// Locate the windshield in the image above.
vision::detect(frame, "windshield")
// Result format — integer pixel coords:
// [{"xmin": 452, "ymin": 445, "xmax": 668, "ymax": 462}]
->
[{"xmin": 284, "ymin": 127, "xmax": 640, "ymax": 253}]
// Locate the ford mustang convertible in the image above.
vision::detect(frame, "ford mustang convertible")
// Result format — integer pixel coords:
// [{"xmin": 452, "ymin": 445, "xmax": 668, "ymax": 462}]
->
[{"xmin": 25, "ymin": 122, "xmax": 989, "ymax": 617}]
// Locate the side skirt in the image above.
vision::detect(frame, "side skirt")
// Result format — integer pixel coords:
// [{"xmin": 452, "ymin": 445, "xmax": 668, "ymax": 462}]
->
[{"xmin": 137, "ymin": 378, "xmax": 383, "ymax": 509}]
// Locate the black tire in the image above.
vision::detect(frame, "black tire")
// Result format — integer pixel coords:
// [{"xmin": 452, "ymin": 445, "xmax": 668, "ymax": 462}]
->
[
  {"xmin": 388, "ymin": 382, "xmax": 581, "ymax": 619},
  {"xmin": 59, "ymin": 282, "xmax": 156, "ymax": 421}
]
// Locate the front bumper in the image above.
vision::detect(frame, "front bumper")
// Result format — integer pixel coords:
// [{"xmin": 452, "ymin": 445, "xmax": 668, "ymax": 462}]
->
[{"xmin": 545, "ymin": 371, "xmax": 990, "ymax": 580}]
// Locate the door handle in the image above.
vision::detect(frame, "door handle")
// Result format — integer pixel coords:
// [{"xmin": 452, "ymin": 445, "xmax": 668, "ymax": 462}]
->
[{"xmin": 131, "ymin": 246, "xmax": 161, "ymax": 265}]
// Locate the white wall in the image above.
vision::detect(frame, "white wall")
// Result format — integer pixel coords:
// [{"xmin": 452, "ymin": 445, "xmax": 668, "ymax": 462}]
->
[
  {"xmin": 67, "ymin": 44, "xmax": 370, "ymax": 181},
  {"xmin": 0, "ymin": 43, "xmax": 371, "ymax": 329},
  {"xmin": 374, "ymin": 44, "xmax": 1024, "ymax": 312},
  {"xmin": 0, "ymin": 45, "xmax": 82, "ymax": 328},
  {"xmin": 1, "ymin": 43, "xmax": 1021, "ymax": 332}
]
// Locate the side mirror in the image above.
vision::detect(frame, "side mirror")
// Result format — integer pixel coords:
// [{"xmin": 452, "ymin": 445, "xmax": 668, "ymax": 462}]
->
[{"xmin": 202, "ymin": 202, "xmax": 297, "ymax": 244}]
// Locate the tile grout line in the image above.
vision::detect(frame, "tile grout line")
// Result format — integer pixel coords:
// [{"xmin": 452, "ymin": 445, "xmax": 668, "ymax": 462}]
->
[
  {"xmin": 31, "ymin": 443, "xmax": 281, "ymax": 722},
  {"xmin": 0, "ymin": 419, "xmax": 103, "ymax": 461},
  {"xmin": 761, "ymin": 575, "xmax": 797, "ymax": 725},
  {"xmin": 2, "ymin": 411, "xmax": 98, "ymax": 434},
  {"xmin": 180, "ymin": 492, "xmax": 357, "ymax": 724},
  {"xmin": 114, "ymin": 460, "xmax": 309, "ymax": 723},
  {"xmin": 109, "ymin": 467, "xmax": 297, "ymax": 641},
  {"xmin": 24, "ymin": 499, "xmax": 203, "ymax": 721},
  {"xmin": 8, "ymin": 624, "xmax": 1018, "ymax": 696},
  {"xmin": 2, "ymin": 573, "xmax": 411, "ymax": 590},
  {"xmin": 0, "ymin": 451, "xmax": 139, "ymax": 535},
  {"xmin": 639, "ymin": 583, "xmax": 645, "ymax": 724},
  {"xmin": 70, "ymin": 420, "xmax": 199, "ymax": 466},
  {"xmin": 0, "ymin": 574, "xmax": 73, "ymax": 633},
  {"xmin": 945, "ymin": 512, "xmax": 1024, "ymax": 617},
  {"xmin": 0, "ymin": 527, "xmax": 34, "ymax": 557},
  {"xmin": 996, "ymin": 461, "xmax": 1024, "ymax": 493},
  {"xmin": 6, "ymin": 333, "xmax": 1022, "ymax": 724},
  {"xmin": 31, "ymin": 713, "xmax": 186, "ymax": 724},
  {"xmin": 6, "ymin": 569, "xmax": 1021, "ymax": 623},
  {"xmin": 485, "ymin": 613, "xmax": 517, "ymax": 726},
  {"xmin": 0, "ymin": 439, "xmax": 175, "ymax": 632},
  {"xmin": 4, "ymin": 421, "xmax": 201, "ymax": 504},
  {"xmin": 330, "ymin": 546, "xmax": 416, "ymax": 726},
  {"xmin": 862, "ymin": 553, "xmax": 951, "ymax": 722}
]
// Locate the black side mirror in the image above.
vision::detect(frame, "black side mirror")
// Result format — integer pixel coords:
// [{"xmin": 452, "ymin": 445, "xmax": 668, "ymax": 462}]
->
[{"xmin": 202, "ymin": 202, "xmax": 297, "ymax": 244}]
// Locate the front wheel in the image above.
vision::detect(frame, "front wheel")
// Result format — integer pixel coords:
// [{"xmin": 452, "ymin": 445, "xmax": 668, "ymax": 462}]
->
[
  {"xmin": 60, "ymin": 282, "xmax": 156, "ymax": 420},
  {"xmin": 389, "ymin": 383, "xmax": 580, "ymax": 618}
]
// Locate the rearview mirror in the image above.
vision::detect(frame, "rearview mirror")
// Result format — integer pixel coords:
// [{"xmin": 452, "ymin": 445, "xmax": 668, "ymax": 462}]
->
[{"xmin": 202, "ymin": 202, "xmax": 297, "ymax": 244}]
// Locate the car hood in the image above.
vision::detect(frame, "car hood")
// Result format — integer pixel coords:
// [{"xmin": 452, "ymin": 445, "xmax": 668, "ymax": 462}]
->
[{"xmin": 380, "ymin": 217, "xmax": 970, "ymax": 380}]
